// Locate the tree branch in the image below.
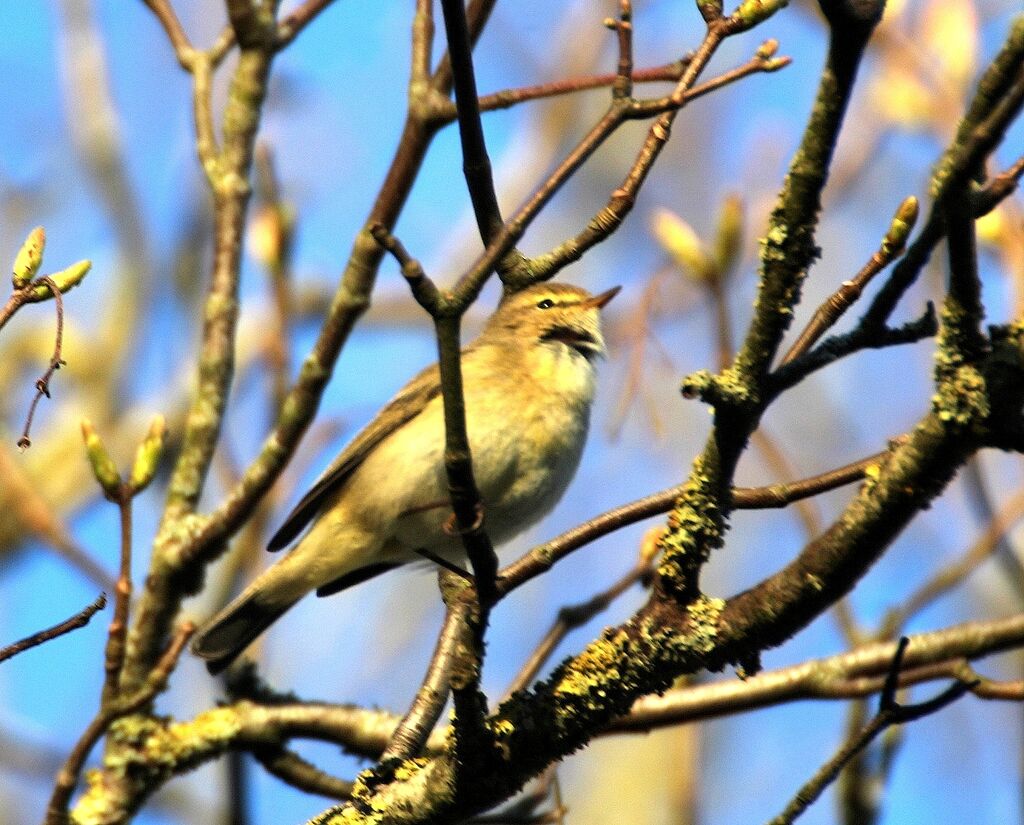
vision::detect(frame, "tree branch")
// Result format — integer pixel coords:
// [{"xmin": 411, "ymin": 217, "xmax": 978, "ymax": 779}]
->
[
  {"xmin": 439, "ymin": 0, "xmax": 505, "ymax": 245},
  {"xmin": 0, "ymin": 594, "xmax": 106, "ymax": 664},
  {"xmin": 497, "ymin": 444, "xmax": 897, "ymax": 597}
]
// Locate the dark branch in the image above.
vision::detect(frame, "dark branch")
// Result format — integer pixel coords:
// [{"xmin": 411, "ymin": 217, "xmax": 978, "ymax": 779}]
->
[
  {"xmin": 0, "ymin": 594, "xmax": 106, "ymax": 664},
  {"xmin": 439, "ymin": 0, "xmax": 505, "ymax": 245}
]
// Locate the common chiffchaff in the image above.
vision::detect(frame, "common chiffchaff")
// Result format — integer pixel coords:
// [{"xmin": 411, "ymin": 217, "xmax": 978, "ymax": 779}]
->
[{"xmin": 192, "ymin": 281, "xmax": 619, "ymax": 672}]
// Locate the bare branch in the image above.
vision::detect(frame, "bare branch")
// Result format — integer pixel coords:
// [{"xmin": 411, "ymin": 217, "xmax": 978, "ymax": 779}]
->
[
  {"xmin": 439, "ymin": 0, "xmax": 505, "ymax": 245},
  {"xmin": 17, "ymin": 277, "xmax": 66, "ymax": 450},
  {"xmin": 253, "ymin": 747, "xmax": 353, "ymax": 799},
  {"xmin": 139, "ymin": 0, "xmax": 196, "ymax": 68},
  {"xmin": 497, "ymin": 444, "xmax": 898, "ymax": 597},
  {"xmin": 44, "ymin": 623, "xmax": 194, "ymax": 825},
  {"xmin": 381, "ymin": 598, "xmax": 471, "ymax": 761},
  {"xmin": 614, "ymin": 614, "xmax": 1024, "ymax": 733},
  {"xmin": 276, "ymin": 0, "xmax": 338, "ymax": 48},
  {"xmin": 0, "ymin": 594, "xmax": 106, "ymax": 664},
  {"xmin": 469, "ymin": 60, "xmax": 691, "ymax": 118},
  {"xmin": 766, "ymin": 638, "xmax": 976, "ymax": 825},
  {"xmin": 883, "ymin": 487, "xmax": 1024, "ymax": 634},
  {"xmin": 101, "ymin": 489, "xmax": 134, "ymax": 705},
  {"xmin": 505, "ymin": 551, "xmax": 655, "ymax": 697},
  {"xmin": 780, "ymin": 196, "xmax": 918, "ymax": 366}
]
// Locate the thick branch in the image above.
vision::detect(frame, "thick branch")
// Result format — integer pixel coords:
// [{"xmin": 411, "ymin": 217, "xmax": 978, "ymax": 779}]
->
[{"xmin": 614, "ymin": 613, "xmax": 1024, "ymax": 732}]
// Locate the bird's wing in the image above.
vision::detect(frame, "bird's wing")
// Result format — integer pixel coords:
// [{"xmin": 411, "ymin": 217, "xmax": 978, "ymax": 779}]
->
[{"xmin": 267, "ymin": 361, "xmax": 442, "ymax": 551}]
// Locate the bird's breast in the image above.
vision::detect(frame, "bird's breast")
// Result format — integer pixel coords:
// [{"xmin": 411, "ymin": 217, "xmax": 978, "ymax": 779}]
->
[
  {"xmin": 356, "ymin": 344, "xmax": 597, "ymax": 556},
  {"xmin": 461, "ymin": 348, "xmax": 594, "ymax": 544}
]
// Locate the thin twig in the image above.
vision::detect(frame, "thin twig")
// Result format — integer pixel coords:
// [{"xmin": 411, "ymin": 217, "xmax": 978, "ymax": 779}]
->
[
  {"xmin": 974, "ymin": 153, "xmax": 1024, "ymax": 215},
  {"xmin": 252, "ymin": 746, "xmax": 353, "ymax": 799},
  {"xmin": 0, "ymin": 594, "xmax": 106, "ymax": 664},
  {"xmin": 780, "ymin": 196, "xmax": 918, "ymax": 366},
  {"xmin": 626, "ymin": 43, "xmax": 789, "ymax": 118},
  {"xmin": 439, "ymin": 0, "xmax": 504, "ymax": 245},
  {"xmin": 770, "ymin": 304, "xmax": 938, "ymax": 395},
  {"xmin": 139, "ymin": 0, "xmax": 195, "ymax": 68},
  {"xmin": 609, "ymin": 1, "xmax": 635, "ymax": 100},
  {"xmin": 44, "ymin": 622, "xmax": 194, "ymax": 825},
  {"xmin": 381, "ymin": 598, "xmax": 472, "ymax": 761},
  {"xmin": 370, "ymin": 224, "xmax": 498, "ymax": 602},
  {"xmin": 765, "ymin": 638, "xmax": 978, "ymax": 825},
  {"xmin": 468, "ymin": 59, "xmax": 692, "ymax": 119},
  {"xmin": 525, "ymin": 39, "xmax": 789, "ymax": 285},
  {"xmin": 191, "ymin": 53, "xmax": 220, "ymax": 180},
  {"xmin": 102, "ymin": 488, "xmax": 134, "ymax": 705},
  {"xmin": 158, "ymin": 18, "xmax": 276, "ymax": 524},
  {"xmin": 17, "ymin": 276, "xmax": 65, "ymax": 450},
  {"xmin": 614, "ymin": 614, "xmax": 1024, "ymax": 734},
  {"xmin": 410, "ymin": 0, "xmax": 433, "ymax": 85},
  {"xmin": 276, "ymin": 0, "xmax": 338, "ymax": 48},
  {"xmin": 0, "ymin": 290, "xmax": 30, "ymax": 332},
  {"xmin": 497, "ymin": 444, "xmax": 900, "ymax": 597},
  {"xmin": 458, "ymin": 14, "xmax": 766, "ymax": 296},
  {"xmin": 209, "ymin": 25, "xmax": 237, "ymax": 67},
  {"xmin": 862, "ymin": 38, "xmax": 1024, "ymax": 330},
  {"xmin": 505, "ymin": 554, "xmax": 654, "ymax": 698},
  {"xmin": 883, "ymin": 487, "xmax": 1024, "ymax": 635}
]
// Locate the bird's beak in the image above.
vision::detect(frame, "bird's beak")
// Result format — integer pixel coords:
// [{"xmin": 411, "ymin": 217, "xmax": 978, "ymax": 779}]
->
[{"xmin": 585, "ymin": 285, "xmax": 621, "ymax": 310}]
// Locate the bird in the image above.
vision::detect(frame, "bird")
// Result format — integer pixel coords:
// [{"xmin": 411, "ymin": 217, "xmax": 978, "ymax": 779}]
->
[{"xmin": 191, "ymin": 281, "xmax": 620, "ymax": 673}]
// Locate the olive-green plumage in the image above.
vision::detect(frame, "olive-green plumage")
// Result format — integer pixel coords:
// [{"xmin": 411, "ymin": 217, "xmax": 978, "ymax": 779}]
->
[{"xmin": 192, "ymin": 282, "xmax": 618, "ymax": 673}]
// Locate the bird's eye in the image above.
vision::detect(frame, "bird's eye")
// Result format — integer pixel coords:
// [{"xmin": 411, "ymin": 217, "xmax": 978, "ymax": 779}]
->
[{"xmin": 536, "ymin": 298, "xmax": 555, "ymax": 310}]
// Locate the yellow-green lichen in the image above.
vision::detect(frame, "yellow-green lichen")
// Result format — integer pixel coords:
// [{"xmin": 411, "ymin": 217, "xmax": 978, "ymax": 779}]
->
[
  {"xmin": 759, "ymin": 225, "xmax": 789, "ymax": 261},
  {"xmin": 931, "ymin": 365, "xmax": 988, "ymax": 426},
  {"xmin": 553, "ymin": 630, "xmax": 625, "ymax": 698},
  {"xmin": 71, "ymin": 769, "xmax": 117, "ymax": 825},
  {"xmin": 657, "ymin": 460, "xmax": 725, "ymax": 594},
  {"xmin": 489, "ymin": 718, "xmax": 516, "ymax": 761},
  {"xmin": 393, "ymin": 757, "xmax": 430, "ymax": 782},
  {"xmin": 684, "ymin": 595, "xmax": 725, "ymax": 654}
]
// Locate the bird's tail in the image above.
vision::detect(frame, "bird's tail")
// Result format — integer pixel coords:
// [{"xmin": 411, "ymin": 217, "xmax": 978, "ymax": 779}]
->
[{"xmin": 191, "ymin": 587, "xmax": 302, "ymax": 675}]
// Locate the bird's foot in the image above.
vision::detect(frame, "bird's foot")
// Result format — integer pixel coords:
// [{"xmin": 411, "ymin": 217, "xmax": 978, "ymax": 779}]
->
[{"xmin": 442, "ymin": 502, "xmax": 485, "ymax": 536}]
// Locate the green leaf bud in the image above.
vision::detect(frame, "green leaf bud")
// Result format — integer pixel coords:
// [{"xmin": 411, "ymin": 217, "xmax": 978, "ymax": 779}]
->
[
  {"xmin": 12, "ymin": 227, "xmax": 46, "ymax": 289},
  {"xmin": 129, "ymin": 414, "xmax": 167, "ymax": 493},
  {"xmin": 81, "ymin": 419, "xmax": 122, "ymax": 498}
]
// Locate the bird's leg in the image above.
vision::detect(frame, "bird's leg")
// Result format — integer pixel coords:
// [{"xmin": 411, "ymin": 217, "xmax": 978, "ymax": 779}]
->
[
  {"xmin": 442, "ymin": 502, "xmax": 485, "ymax": 536},
  {"xmin": 415, "ymin": 548, "xmax": 474, "ymax": 582},
  {"xmin": 397, "ymin": 499, "xmax": 450, "ymax": 518}
]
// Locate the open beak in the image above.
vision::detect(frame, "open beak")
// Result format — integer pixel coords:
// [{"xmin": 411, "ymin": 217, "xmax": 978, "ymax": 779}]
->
[{"xmin": 584, "ymin": 285, "xmax": 621, "ymax": 310}]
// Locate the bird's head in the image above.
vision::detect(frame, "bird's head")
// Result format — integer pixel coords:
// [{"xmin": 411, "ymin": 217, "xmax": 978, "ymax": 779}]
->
[{"xmin": 482, "ymin": 282, "xmax": 620, "ymax": 362}]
